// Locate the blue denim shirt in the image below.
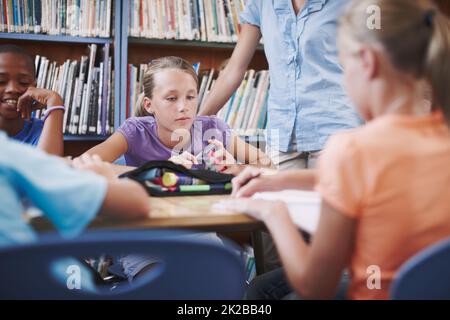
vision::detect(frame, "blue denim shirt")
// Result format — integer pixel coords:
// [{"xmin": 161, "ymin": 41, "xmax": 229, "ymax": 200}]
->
[{"xmin": 240, "ymin": 0, "xmax": 363, "ymax": 152}]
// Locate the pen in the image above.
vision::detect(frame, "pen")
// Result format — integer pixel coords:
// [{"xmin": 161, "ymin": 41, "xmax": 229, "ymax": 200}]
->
[
  {"xmin": 195, "ymin": 144, "xmax": 217, "ymax": 161},
  {"xmin": 145, "ymin": 180, "xmax": 168, "ymax": 192},
  {"xmin": 178, "ymin": 183, "xmax": 232, "ymax": 192}
]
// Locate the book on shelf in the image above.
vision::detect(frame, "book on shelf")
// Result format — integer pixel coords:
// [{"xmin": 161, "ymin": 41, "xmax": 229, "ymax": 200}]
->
[
  {"xmin": 99, "ymin": 43, "xmax": 110, "ymax": 135},
  {"xmin": 0, "ymin": 0, "xmax": 112, "ymax": 38},
  {"xmin": 32, "ymin": 44, "xmax": 114, "ymax": 136},
  {"xmin": 126, "ymin": 62, "xmax": 269, "ymax": 136},
  {"xmin": 128, "ymin": 0, "xmax": 246, "ymax": 43},
  {"xmin": 79, "ymin": 43, "xmax": 97, "ymax": 134}
]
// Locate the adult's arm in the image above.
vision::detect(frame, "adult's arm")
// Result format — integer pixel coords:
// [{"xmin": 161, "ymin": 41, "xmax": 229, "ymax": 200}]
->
[{"xmin": 198, "ymin": 24, "xmax": 262, "ymax": 116}]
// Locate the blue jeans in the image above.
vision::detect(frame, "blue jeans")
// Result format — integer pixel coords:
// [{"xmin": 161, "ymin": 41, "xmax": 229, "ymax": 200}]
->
[
  {"xmin": 119, "ymin": 232, "xmax": 225, "ymax": 281},
  {"xmin": 245, "ymin": 267, "xmax": 349, "ymax": 300}
]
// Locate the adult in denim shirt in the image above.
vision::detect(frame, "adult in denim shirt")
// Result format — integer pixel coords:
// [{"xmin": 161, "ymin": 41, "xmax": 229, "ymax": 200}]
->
[
  {"xmin": 199, "ymin": 0, "xmax": 362, "ymax": 170},
  {"xmin": 199, "ymin": 0, "xmax": 362, "ymax": 272}
]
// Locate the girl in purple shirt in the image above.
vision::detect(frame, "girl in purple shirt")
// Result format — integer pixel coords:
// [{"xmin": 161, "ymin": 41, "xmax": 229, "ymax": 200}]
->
[
  {"xmin": 85, "ymin": 56, "xmax": 271, "ymax": 174},
  {"xmin": 83, "ymin": 56, "xmax": 272, "ymax": 281}
]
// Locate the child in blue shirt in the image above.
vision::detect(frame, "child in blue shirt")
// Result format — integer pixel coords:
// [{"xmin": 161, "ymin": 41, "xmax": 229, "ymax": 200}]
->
[
  {"xmin": 0, "ymin": 131, "xmax": 149, "ymax": 247},
  {"xmin": 0, "ymin": 44, "xmax": 64, "ymax": 156}
]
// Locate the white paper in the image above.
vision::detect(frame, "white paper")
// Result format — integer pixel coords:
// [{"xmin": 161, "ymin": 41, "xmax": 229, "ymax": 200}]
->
[
  {"xmin": 213, "ymin": 190, "xmax": 322, "ymax": 234},
  {"xmin": 252, "ymin": 190, "xmax": 321, "ymax": 234}
]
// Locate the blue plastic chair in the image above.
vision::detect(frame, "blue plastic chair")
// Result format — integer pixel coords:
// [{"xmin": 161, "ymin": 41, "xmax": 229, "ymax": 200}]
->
[
  {"xmin": 391, "ymin": 237, "xmax": 450, "ymax": 300},
  {"xmin": 0, "ymin": 230, "xmax": 246, "ymax": 299}
]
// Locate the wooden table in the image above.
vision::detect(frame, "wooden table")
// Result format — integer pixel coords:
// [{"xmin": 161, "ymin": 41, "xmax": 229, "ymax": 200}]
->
[{"xmin": 33, "ymin": 195, "xmax": 267, "ymax": 275}]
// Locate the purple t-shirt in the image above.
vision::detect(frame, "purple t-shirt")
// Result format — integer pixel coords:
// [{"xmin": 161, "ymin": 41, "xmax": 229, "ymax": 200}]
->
[{"xmin": 117, "ymin": 116, "xmax": 232, "ymax": 167}]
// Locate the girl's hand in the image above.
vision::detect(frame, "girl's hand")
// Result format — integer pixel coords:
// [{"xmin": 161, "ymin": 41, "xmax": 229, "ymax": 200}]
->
[
  {"xmin": 231, "ymin": 166, "xmax": 278, "ymax": 198},
  {"xmin": 219, "ymin": 199, "xmax": 288, "ymax": 222},
  {"xmin": 206, "ymin": 139, "xmax": 237, "ymax": 173},
  {"xmin": 169, "ymin": 151, "xmax": 198, "ymax": 169},
  {"xmin": 17, "ymin": 88, "xmax": 64, "ymax": 119},
  {"xmin": 72, "ymin": 154, "xmax": 117, "ymax": 181}
]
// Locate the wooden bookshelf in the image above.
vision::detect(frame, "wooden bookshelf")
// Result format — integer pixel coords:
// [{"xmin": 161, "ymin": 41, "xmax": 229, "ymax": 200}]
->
[
  {"xmin": 126, "ymin": 40, "xmax": 267, "ymax": 72},
  {"xmin": 0, "ymin": 0, "xmax": 268, "ymax": 156},
  {"xmin": 3, "ymin": 0, "xmax": 449, "ymax": 157},
  {"xmin": 0, "ymin": 33, "xmax": 113, "ymax": 44},
  {"xmin": 121, "ymin": 0, "xmax": 269, "ymax": 145},
  {"xmin": 0, "ymin": 35, "xmax": 118, "ymax": 156},
  {"xmin": 128, "ymin": 37, "xmax": 264, "ymax": 51}
]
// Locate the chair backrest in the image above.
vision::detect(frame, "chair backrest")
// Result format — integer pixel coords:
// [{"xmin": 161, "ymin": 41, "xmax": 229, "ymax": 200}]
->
[
  {"xmin": 0, "ymin": 230, "xmax": 246, "ymax": 299},
  {"xmin": 390, "ymin": 237, "xmax": 450, "ymax": 300}
]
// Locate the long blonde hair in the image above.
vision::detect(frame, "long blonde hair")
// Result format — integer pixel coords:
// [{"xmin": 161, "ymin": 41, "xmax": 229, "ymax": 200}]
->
[
  {"xmin": 134, "ymin": 56, "xmax": 199, "ymax": 117},
  {"xmin": 339, "ymin": 0, "xmax": 450, "ymax": 125}
]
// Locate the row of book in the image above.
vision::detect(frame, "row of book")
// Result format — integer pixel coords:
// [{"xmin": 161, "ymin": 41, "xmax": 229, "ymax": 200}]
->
[
  {"xmin": 126, "ymin": 62, "xmax": 268, "ymax": 134},
  {"xmin": 34, "ymin": 44, "xmax": 115, "ymax": 135},
  {"xmin": 211, "ymin": 69, "xmax": 268, "ymax": 135},
  {"xmin": 0, "ymin": 0, "xmax": 112, "ymax": 37},
  {"xmin": 128, "ymin": 0, "xmax": 245, "ymax": 43}
]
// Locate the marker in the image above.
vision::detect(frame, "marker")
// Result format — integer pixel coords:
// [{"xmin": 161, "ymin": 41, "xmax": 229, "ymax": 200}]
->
[
  {"xmin": 178, "ymin": 183, "xmax": 232, "ymax": 192},
  {"xmin": 144, "ymin": 180, "xmax": 168, "ymax": 192},
  {"xmin": 137, "ymin": 168, "xmax": 162, "ymax": 181},
  {"xmin": 161, "ymin": 172, "xmax": 205, "ymax": 187},
  {"xmin": 195, "ymin": 144, "xmax": 217, "ymax": 162}
]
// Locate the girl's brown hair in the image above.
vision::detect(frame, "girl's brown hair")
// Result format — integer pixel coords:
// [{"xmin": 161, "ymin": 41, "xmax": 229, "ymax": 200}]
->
[
  {"xmin": 339, "ymin": 0, "xmax": 450, "ymax": 125},
  {"xmin": 134, "ymin": 56, "xmax": 199, "ymax": 117}
]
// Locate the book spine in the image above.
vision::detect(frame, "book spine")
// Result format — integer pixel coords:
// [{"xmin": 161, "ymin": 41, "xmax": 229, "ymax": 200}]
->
[
  {"xmin": 138, "ymin": 0, "xmax": 143, "ymax": 36},
  {"xmin": 24, "ymin": 0, "xmax": 30, "ymax": 32},
  {"xmin": 27, "ymin": 0, "xmax": 36, "ymax": 33},
  {"xmin": 71, "ymin": 55, "xmax": 87, "ymax": 134},
  {"xmin": 105, "ymin": 0, "xmax": 110, "ymax": 37},
  {"xmin": 97, "ymin": 62, "xmax": 103, "ymax": 134},
  {"xmin": 0, "ymin": 0, "xmax": 4, "ymax": 32},
  {"xmin": 87, "ymin": 68, "xmax": 99, "ymax": 133},
  {"xmin": 63, "ymin": 60, "xmax": 77, "ymax": 133},
  {"xmin": 12, "ymin": 0, "xmax": 18, "ymax": 32},
  {"xmin": 148, "ymin": 0, "xmax": 154, "ymax": 38},
  {"xmin": 126, "ymin": 64, "xmax": 130, "ymax": 119},
  {"xmin": 18, "ymin": 0, "xmax": 24, "ymax": 33},
  {"xmin": 105, "ymin": 56, "xmax": 112, "ymax": 133},
  {"xmin": 100, "ymin": 43, "xmax": 110, "ymax": 135},
  {"xmin": 80, "ymin": 43, "xmax": 97, "ymax": 134},
  {"xmin": 141, "ymin": 0, "xmax": 147, "ymax": 37},
  {"xmin": 168, "ymin": 0, "xmax": 176, "ymax": 39},
  {"xmin": 6, "ymin": 0, "xmax": 12, "ymax": 33},
  {"xmin": 94, "ymin": 0, "xmax": 100, "ymax": 36},
  {"xmin": 211, "ymin": 0, "xmax": 219, "ymax": 41},
  {"xmin": 191, "ymin": 0, "xmax": 200, "ymax": 40}
]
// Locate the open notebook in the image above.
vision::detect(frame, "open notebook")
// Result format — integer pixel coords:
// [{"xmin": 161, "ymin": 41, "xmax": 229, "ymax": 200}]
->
[
  {"xmin": 252, "ymin": 190, "xmax": 321, "ymax": 234},
  {"xmin": 214, "ymin": 190, "xmax": 321, "ymax": 234}
]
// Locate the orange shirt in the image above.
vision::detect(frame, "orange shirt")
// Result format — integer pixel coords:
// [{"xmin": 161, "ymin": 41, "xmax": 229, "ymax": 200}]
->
[{"xmin": 316, "ymin": 112, "xmax": 450, "ymax": 300}]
